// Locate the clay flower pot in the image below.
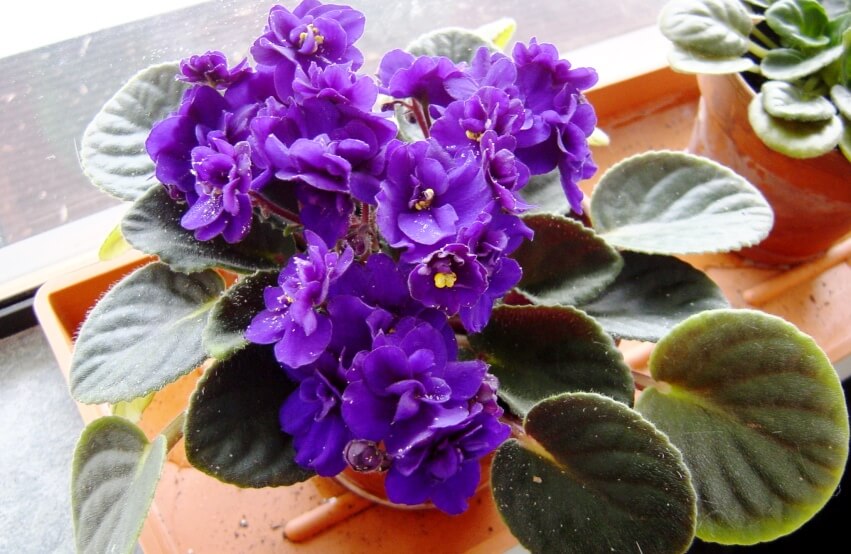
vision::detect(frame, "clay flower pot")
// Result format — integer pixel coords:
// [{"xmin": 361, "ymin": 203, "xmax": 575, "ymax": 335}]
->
[{"xmin": 689, "ymin": 73, "xmax": 851, "ymax": 265}]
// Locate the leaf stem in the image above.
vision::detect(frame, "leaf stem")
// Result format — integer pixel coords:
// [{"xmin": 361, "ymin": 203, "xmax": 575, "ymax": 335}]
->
[
  {"xmin": 747, "ymin": 39, "xmax": 769, "ymax": 59},
  {"xmin": 409, "ymin": 99, "xmax": 431, "ymax": 138},
  {"xmin": 250, "ymin": 191, "xmax": 302, "ymax": 224},
  {"xmin": 750, "ymin": 27, "xmax": 779, "ymax": 50},
  {"xmin": 631, "ymin": 370, "xmax": 658, "ymax": 391},
  {"xmin": 162, "ymin": 411, "xmax": 186, "ymax": 452}
]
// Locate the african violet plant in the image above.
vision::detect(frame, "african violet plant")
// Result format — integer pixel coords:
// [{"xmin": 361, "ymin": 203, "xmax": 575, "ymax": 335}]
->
[
  {"xmin": 659, "ymin": 0, "xmax": 851, "ymax": 162},
  {"xmin": 67, "ymin": 1, "xmax": 849, "ymax": 553}
]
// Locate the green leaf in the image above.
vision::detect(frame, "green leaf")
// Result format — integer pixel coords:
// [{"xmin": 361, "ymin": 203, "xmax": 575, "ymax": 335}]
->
[
  {"xmin": 840, "ymin": 115, "xmax": 851, "ymax": 161},
  {"xmin": 659, "ymin": 0, "xmax": 753, "ymax": 58},
  {"xmin": 667, "ymin": 45, "xmax": 757, "ymax": 74},
  {"xmin": 474, "ymin": 18, "xmax": 516, "ymax": 50},
  {"xmin": 80, "ymin": 63, "xmax": 188, "ymax": 201},
  {"xmin": 519, "ymin": 170, "xmax": 569, "ymax": 214},
  {"xmin": 203, "ymin": 270, "xmax": 278, "ymax": 360},
  {"xmin": 761, "ymin": 43, "xmax": 844, "ymax": 80},
  {"xmin": 122, "ymin": 186, "xmax": 294, "ymax": 274},
  {"xmin": 749, "ymin": 93, "xmax": 843, "ymax": 156},
  {"xmin": 98, "ymin": 224, "xmax": 131, "ymax": 261},
  {"xmin": 185, "ymin": 345, "xmax": 313, "ymax": 487},
  {"xmin": 111, "ymin": 393, "xmax": 155, "ymax": 424},
  {"xmin": 468, "ymin": 305, "xmax": 634, "ymax": 416},
  {"xmin": 407, "ymin": 27, "xmax": 496, "ymax": 63},
  {"xmin": 831, "ymin": 84, "xmax": 851, "ymax": 118},
  {"xmin": 635, "ymin": 309, "xmax": 849, "ymax": 545},
  {"xmin": 513, "ymin": 214, "xmax": 623, "ymax": 306},
  {"xmin": 72, "ymin": 417, "xmax": 166, "ymax": 554},
  {"xmin": 70, "ymin": 262, "xmax": 225, "ymax": 404},
  {"xmin": 766, "ymin": 0, "xmax": 831, "ymax": 49},
  {"xmin": 590, "ymin": 151, "xmax": 774, "ymax": 255},
  {"xmin": 580, "ymin": 252, "xmax": 729, "ymax": 342},
  {"xmin": 491, "ymin": 393, "xmax": 697, "ymax": 554},
  {"xmin": 761, "ymin": 80, "xmax": 837, "ymax": 121}
]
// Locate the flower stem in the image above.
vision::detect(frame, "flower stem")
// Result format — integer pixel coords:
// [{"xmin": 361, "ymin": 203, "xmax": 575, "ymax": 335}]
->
[
  {"xmin": 162, "ymin": 411, "xmax": 186, "ymax": 452},
  {"xmin": 250, "ymin": 190, "xmax": 302, "ymax": 224},
  {"xmin": 631, "ymin": 370, "xmax": 657, "ymax": 391},
  {"xmin": 410, "ymin": 99, "xmax": 431, "ymax": 138}
]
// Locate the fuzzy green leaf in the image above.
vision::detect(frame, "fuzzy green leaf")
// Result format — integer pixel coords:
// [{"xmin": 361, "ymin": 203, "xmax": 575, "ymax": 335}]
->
[
  {"xmin": 659, "ymin": 0, "xmax": 753, "ymax": 58},
  {"xmin": 72, "ymin": 417, "xmax": 166, "ymax": 554},
  {"xmin": 749, "ymin": 93, "xmax": 843, "ymax": 156},
  {"xmin": 761, "ymin": 44, "xmax": 844, "ymax": 80},
  {"xmin": 185, "ymin": 345, "xmax": 314, "ymax": 487},
  {"xmin": 590, "ymin": 151, "xmax": 773, "ymax": 254},
  {"xmin": 468, "ymin": 305, "xmax": 634, "ymax": 416},
  {"xmin": 407, "ymin": 27, "xmax": 495, "ymax": 63},
  {"xmin": 514, "ymin": 214, "xmax": 623, "ymax": 306},
  {"xmin": 636, "ymin": 309, "xmax": 849, "ymax": 544},
  {"xmin": 667, "ymin": 45, "xmax": 757, "ymax": 74},
  {"xmin": 203, "ymin": 270, "xmax": 278, "ymax": 360},
  {"xmin": 519, "ymin": 170, "xmax": 569, "ymax": 214},
  {"xmin": 80, "ymin": 63, "xmax": 187, "ymax": 201},
  {"xmin": 580, "ymin": 252, "xmax": 729, "ymax": 341},
  {"xmin": 492, "ymin": 393, "xmax": 697, "ymax": 554},
  {"xmin": 762, "ymin": 80, "xmax": 837, "ymax": 121},
  {"xmin": 766, "ymin": 0, "xmax": 831, "ymax": 49},
  {"xmin": 122, "ymin": 186, "xmax": 294, "ymax": 274},
  {"xmin": 70, "ymin": 262, "xmax": 225, "ymax": 404},
  {"xmin": 831, "ymin": 84, "xmax": 851, "ymax": 118}
]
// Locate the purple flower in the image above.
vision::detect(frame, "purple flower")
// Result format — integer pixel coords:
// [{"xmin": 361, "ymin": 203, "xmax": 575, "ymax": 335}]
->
[
  {"xmin": 376, "ymin": 140, "xmax": 490, "ymax": 261},
  {"xmin": 431, "ymin": 87, "xmax": 526, "ymax": 153},
  {"xmin": 293, "ymin": 62, "xmax": 377, "ymax": 111},
  {"xmin": 251, "ymin": 0, "xmax": 365, "ymax": 72},
  {"xmin": 408, "ymin": 243, "xmax": 488, "ymax": 315},
  {"xmin": 180, "ymin": 137, "xmax": 254, "ymax": 242},
  {"xmin": 245, "ymin": 231, "xmax": 353, "ymax": 369},
  {"xmin": 384, "ymin": 409, "xmax": 510, "ymax": 514},
  {"xmin": 481, "ymin": 132, "xmax": 532, "ymax": 213},
  {"xmin": 178, "ymin": 51, "xmax": 250, "ymax": 89},
  {"xmin": 378, "ymin": 49, "xmax": 464, "ymax": 108}
]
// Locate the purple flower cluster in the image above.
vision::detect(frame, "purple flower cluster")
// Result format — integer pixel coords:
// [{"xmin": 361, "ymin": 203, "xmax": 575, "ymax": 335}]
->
[{"xmin": 145, "ymin": 0, "xmax": 599, "ymax": 514}]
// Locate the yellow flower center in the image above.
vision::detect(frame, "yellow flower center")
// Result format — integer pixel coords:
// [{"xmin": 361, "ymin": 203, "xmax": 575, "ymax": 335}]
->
[
  {"xmin": 433, "ymin": 271, "xmax": 457, "ymax": 289},
  {"xmin": 465, "ymin": 130, "xmax": 482, "ymax": 142},
  {"xmin": 414, "ymin": 188, "xmax": 435, "ymax": 211},
  {"xmin": 298, "ymin": 24, "xmax": 325, "ymax": 53}
]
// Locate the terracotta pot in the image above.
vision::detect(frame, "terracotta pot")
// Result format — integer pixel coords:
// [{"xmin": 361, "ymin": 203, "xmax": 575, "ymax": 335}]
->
[{"xmin": 688, "ymin": 73, "xmax": 851, "ymax": 265}]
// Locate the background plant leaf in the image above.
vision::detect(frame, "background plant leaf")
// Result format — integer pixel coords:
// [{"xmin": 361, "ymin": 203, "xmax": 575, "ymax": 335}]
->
[
  {"xmin": 762, "ymin": 80, "xmax": 837, "ymax": 121},
  {"xmin": 70, "ymin": 262, "xmax": 224, "ymax": 404},
  {"xmin": 579, "ymin": 252, "xmax": 729, "ymax": 341},
  {"xmin": 636, "ymin": 309, "xmax": 849, "ymax": 545},
  {"xmin": 761, "ymin": 44, "xmax": 844, "ymax": 80},
  {"xmin": 831, "ymin": 84, "xmax": 851, "ymax": 118},
  {"xmin": 98, "ymin": 224, "xmax": 131, "ymax": 261},
  {"xmin": 407, "ymin": 27, "xmax": 496, "ymax": 63},
  {"xmin": 111, "ymin": 393, "xmax": 155, "ymax": 424},
  {"xmin": 749, "ymin": 94, "xmax": 843, "ymax": 156},
  {"xmin": 203, "ymin": 270, "xmax": 278, "ymax": 360},
  {"xmin": 590, "ymin": 151, "xmax": 773, "ymax": 254},
  {"xmin": 80, "ymin": 62, "xmax": 187, "ymax": 201},
  {"xmin": 492, "ymin": 393, "xmax": 697, "ymax": 554},
  {"xmin": 122, "ymin": 186, "xmax": 294, "ymax": 274},
  {"xmin": 667, "ymin": 45, "xmax": 757, "ymax": 74},
  {"xmin": 766, "ymin": 0, "xmax": 831, "ymax": 49},
  {"xmin": 474, "ymin": 17, "xmax": 516, "ymax": 50},
  {"xmin": 468, "ymin": 305, "xmax": 634, "ymax": 416},
  {"xmin": 513, "ymin": 214, "xmax": 623, "ymax": 306},
  {"xmin": 519, "ymin": 170, "xmax": 570, "ymax": 214},
  {"xmin": 185, "ymin": 345, "xmax": 313, "ymax": 487},
  {"xmin": 72, "ymin": 417, "xmax": 166, "ymax": 554},
  {"xmin": 659, "ymin": 0, "xmax": 753, "ymax": 58}
]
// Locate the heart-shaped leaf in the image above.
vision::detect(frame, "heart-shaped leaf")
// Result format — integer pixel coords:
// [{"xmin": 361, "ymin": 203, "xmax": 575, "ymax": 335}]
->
[
  {"xmin": 519, "ymin": 170, "xmax": 570, "ymax": 214},
  {"xmin": 185, "ymin": 345, "xmax": 313, "ymax": 487},
  {"xmin": 761, "ymin": 44, "xmax": 844, "ymax": 80},
  {"xmin": 122, "ymin": 186, "xmax": 294, "ymax": 274},
  {"xmin": 407, "ymin": 27, "xmax": 496, "ymax": 63},
  {"xmin": 580, "ymin": 251, "xmax": 729, "ymax": 342},
  {"xmin": 70, "ymin": 262, "xmax": 225, "ymax": 404},
  {"xmin": 203, "ymin": 270, "xmax": 278, "ymax": 360},
  {"xmin": 659, "ymin": 0, "xmax": 753, "ymax": 58},
  {"xmin": 468, "ymin": 305, "xmax": 634, "ymax": 416},
  {"xmin": 590, "ymin": 151, "xmax": 773, "ymax": 254},
  {"xmin": 513, "ymin": 214, "xmax": 623, "ymax": 306},
  {"xmin": 831, "ymin": 84, "xmax": 851, "ymax": 119},
  {"xmin": 636, "ymin": 309, "xmax": 849, "ymax": 545},
  {"xmin": 749, "ymin": 94, "xmax": 843, "ymax": 157},
  {"xmin": 80, "ymin": 62, "xmax": 187, "ymax": 201},
  {"xmin": 492, "ymin": 393, "xmax": 697, "ymax": 554},
  {"xmin": 766, "ymin": 0, "xmax": 831, "ymax": 50},
  {"xmin": 667, "ymin": 45, "xmax": 757, "ymax": 74},
  {"xmin": 762, "ymin": 80, "xmax": 837, "ymax": 121},
  {"xmin": 72, "ymin": 417, "xmax": 166, "ymax": 554}
]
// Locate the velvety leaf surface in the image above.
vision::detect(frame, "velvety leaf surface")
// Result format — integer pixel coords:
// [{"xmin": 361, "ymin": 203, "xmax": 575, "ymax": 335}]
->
[
  {"xmin": 70, "ymin": 262, "xmax": 225, "ymax": 404},
  {"xmin": 667, "ymin": 45, "xmax": 756, "ymax": 74},
  {"xmin": 636, "ymin": 309, "xmax": 849, "ymax": 545},
  {"xmin": 80, "ymin": 62, "xmax": 187, "ymax": 201},
  {"xmin": 761, "ymin": 80, "xmax": 837, "ymax": 121},
  {"xmin": 407, "ymin": 27, "xmax": 496, "ymax": 63},
  {"xmin": 469, "ymin": 305, "xmax": 634, "ymax": 416},
  {"xmin": 761, "ymin": 44, "xmax": 844, "ymax": 80},
  {"xmin": 766, "ymin": 0, "xmax": 831, "ymax": 49},
  {"xmin": 492, "ymin": 393, "xmax": 697, "ymax": 554},
  {"xmin": 122, "ymin": 186, "xmax": 294, "ymax": 273},
  {"xmin": 831, "ymin": 84, "xmax": 851, "ymax": 119},
  {"xmin": 514, "ymin": 214, "xmax": 623, "ymax": 306},
  {"xmin": 659, "ymin": 0, "xmax": 753, "ymax": 58},
  {"xmin": 590, "ymin": 151, "xmax": 773, "ymax": 254},
  {"xmin": 72, "ymin": 417, "xmax": 166, "ymax": 554},
  {"xmin": 840, "ymin": 116, "xmax": 851, "ymax": 161},
  {"xmin": 518, "ymin": 170, "xmax": 570, "ymax": 214},
  {"xmin": 580, "ymin": 252, "xmax": 729, "ymax": 341},
  {"xmin": 203, "ymin": 271, "xmax": 278, "ymax": 360},
  {"xmin": 185, "ymin": 345, "xmax": 313, "ymax": 487},
  {"xmin": 749, "ymin": 94, "xmax": 843, "ymax": 157}
]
